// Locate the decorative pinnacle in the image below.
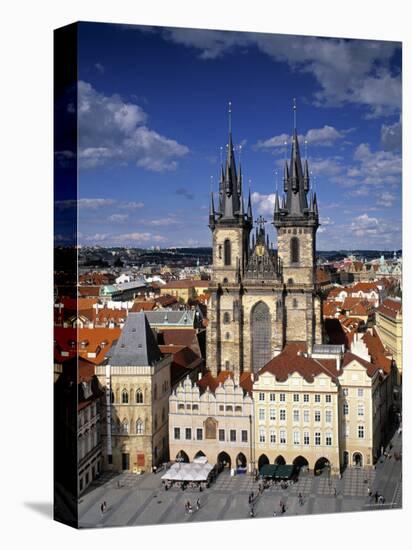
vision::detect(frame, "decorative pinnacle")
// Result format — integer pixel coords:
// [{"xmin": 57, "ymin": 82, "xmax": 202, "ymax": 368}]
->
[
  {"xmin": 293, "ymin": 97, "xmax": 297, "ymax": 130},
  {"xmin": 255, "ymin": 215, "xmax": 267, "ymax": 231},
  {"xmin": 228, "ymin": 100, "xmax": 232, "ymax": 134}
]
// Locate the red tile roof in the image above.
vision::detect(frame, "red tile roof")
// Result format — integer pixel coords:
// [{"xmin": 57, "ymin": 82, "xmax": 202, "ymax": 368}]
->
[
  {"xmin": 351, "ymin": 282, "xmax": 379, "ymax": 293},
  {"xmin": 362, "ymin": 329, "xmax": 393, "ymax": 374},
  {"xmin": 54, "ymin": 326, "xmax": 121, "ymax": 364},
  {"xmin": 376, "ymin": 298, "xmax": 402, "ymax": 319},
  {"xmin": 197, "ymin": 371, "xmax": 253, "ymax": 395},
  {"xmin": 342, "ymin": 352, "xmax": 381, "ymax": 378},
  {"xmin": 131, "ymin": 301, "xmax": 157, "ymax": 312},
  {"xmin": 259, "ymin": 345, "xmax": 339, "ymax": 383}
]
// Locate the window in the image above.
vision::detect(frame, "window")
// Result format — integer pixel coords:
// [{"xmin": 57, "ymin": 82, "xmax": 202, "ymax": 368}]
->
[
  {"xmin": 290, "ymin": 236, "xmax": 300, "ymax": 263},
  {"xmin": 226, "ymin": 405, "xmax": 233, "ymax": 412},
  {"xmin": 224, "ymin": 239, "xmax": 231, "ymax": 266},
  {"xmin": 325, "ymin": 433, "xmax": 332, "ymax": 446},
  {"xmin": 269, "ymin": 392, "xmax": 276, "ymax": 402},
  {"xmin": 241, "ymin": 430, "xmax": 248, "ymax": 443},
  {"xmin": 314, "ymin": 411, "xmax": 321, "ymax": 422},
  {"xmin": 185, "ymin": 428, "xmax": 192, "ymax": 440},
  {"xmin": 259, "ymin": 392, "xmax": 265, "ymax": 401},
  {"xmin": 270, "ymin": 430, "xmax": 276, "ymax": 444},
  {"xmin": 235, "ymin": 405, "xmax": 242, "ymax": 413},
  {"xmin": 358, "ymin": 404, "xmax": 364, "ymax": 417},
  {"xmin": 293, "ymin": 431, "xmax": 300, "ymax": 445},
  {"xmin": 219, "ymin": 429, "xmax": 225, "ymax": 442},
  {"xmin": 259, "ymin": 408, "xmax": 265, "ymax": 421},
  {"xmin": 280, "ymin": 393, "xmax": 286, "ymax": 402},
  {"xmin": 196, "ymin": 428, "xmax": 203, "ymax": 440},
  {"xmin": 314, "ymin": 394, "xmax": 320, "ymax": 403},
  {"xmin": 230, "ymin": 429, "xmax": 236, "ymax": 442},
  {"xmin": 293, "ymin": 393, "xmax": 299, "ymax": 402},
  {"xmin": 303, "ymin": 410, "xmax": 310, "ymax": 423},
  {"xmin": 219, "ymin": 405, "xmax": 224, "ymax": 411},
  {"xmin": 270, "ymin": 408, "xmax": 276, "ymax": 421},
  {"xmin": 293, "ymin": 410, "xmax": 300, "ymax": 422},
  {"xmin": 303, "ymin": 394, "xmax": 309, "ymax": 403},
  {"xmin": 315, "ymin": 432, "xmax": 321, "ymax": 446},
  {"xmin": 192, "ymin": 404, "xmax": 199, "ymax": 411},
  {"xmin": 121, "ymin": 419, "xmax": 129, "ymax": 434},
  {"xmin": 358, "ymin": 425, "xmax": 365, "ymax": 439},
  {"xmin": 225, "ymin": 332, "xmax": 230, "ymax": 340},
  {"xmin": 343, "ymin": 402, "xmax": 349, "ymax": 415},
  {"xmin": 135, "ymin": 389, "xmax": 143, "ymax": 403},
  {"xmin": 259, "ymin": 429, "xmax": 266, "ymax": 443},
  {"xmin": 280, "ymin": 409, "xmax": 286, "ymax": 421},
  {"xmin": 136, "ymin": 419, "xmax": 144, "ymax": 435},
  {"xmin": 303, "ymin": 432, "xmax": 310, "ymax": 445},
  {"xmin": 279, "ymin": 430, "xmax": 286, "ymax": 444},
  {"xmin": 343, "ymin": 388, "xmax": 349, "ymax": 396},
  {"xmin": 223, "ymin": 312, "xmax": 230, "ymax": 324},
  {"xmin": 357, "ymin": 388, "xmax": 364, "ymax": 397},
  {"xmin": 325, "ymin": 394, "xmax": 331, "ymax": 403},
  {"xmin": 122, "ymin": 389, "xmax": 129, "ymax": 404},
  {"xmin": 110, "ymin": 391, "xmax": 114, "ymax": 404},
  {"xmin": 344, "ymin": 425, "xmax": 349, "ymax": 438},
  {"xmin": 178, "ymin": 403, "xmax": 185, "ymax": 410},
  {"xmin": 325, "ymin": 410, "xmax": 332, "ymax": 423}
]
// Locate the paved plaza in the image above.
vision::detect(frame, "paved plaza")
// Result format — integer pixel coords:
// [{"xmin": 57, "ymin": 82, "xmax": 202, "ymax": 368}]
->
[{"xmin": 78, "ymin": 430, "xmax": 402, "ymax": 528}]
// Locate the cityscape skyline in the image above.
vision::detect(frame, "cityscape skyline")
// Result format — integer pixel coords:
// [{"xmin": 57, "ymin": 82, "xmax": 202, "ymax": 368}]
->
[{"xmin": 55, "ymin": 23, "xmax": 402, "ymax": 251}]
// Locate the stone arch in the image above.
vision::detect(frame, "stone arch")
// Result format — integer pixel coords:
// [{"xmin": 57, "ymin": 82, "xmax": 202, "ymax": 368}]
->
[
  {"xmin": 274, "ymin": 455, "xmax": 286, "ymax": 465},
  {"xmin": 251, "ymin": 301, "xmax": 271, "ymax": 373},
  {"xmin": 217, "ymin": 451, "xmax": 231, "ymax": 469},
  {"xmin": 176, "ymin": 450, "xmax": 189, "ymax": 463},
  {"xmin": 293, "ymin": 456, "xmax": 309, "ymax": 471},
  {"xmin": 258, "ymin": 454, "xmax": 269, "ymax": 469},
  {"xmin": 314, "ymin": 457, "xmax": 330, "ymax": 475},
  {"xmin": 194, "ymin": 450, "xmax": 206, "ymax": 459},
  {"xmin": 236, "ymin": 452, "xmax": 247, "ymax": 469},
  {"xmin": 352, "ymin": 452, "xmax": 363, "ymax": 467}
]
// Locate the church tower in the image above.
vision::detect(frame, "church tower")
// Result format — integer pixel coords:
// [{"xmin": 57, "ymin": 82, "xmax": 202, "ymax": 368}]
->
[
  {"xmin": 273, "ymin": 101, "xmax": 322, "ymax": 351},
  {"xmin": 207, "ymin": 104, "xmax": 253, "ymax": 376}
]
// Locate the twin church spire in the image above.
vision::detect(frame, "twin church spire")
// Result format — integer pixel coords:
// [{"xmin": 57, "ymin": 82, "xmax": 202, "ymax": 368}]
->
[{"xmin": 210, "ymin": 100, "xmax": 319, "ymax": 232}]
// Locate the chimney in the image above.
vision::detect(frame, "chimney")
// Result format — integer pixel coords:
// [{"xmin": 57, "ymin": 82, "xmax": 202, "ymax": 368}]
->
[{"xmin": 198, "ymin": 372, "xmax": 202, "ymax": 381}]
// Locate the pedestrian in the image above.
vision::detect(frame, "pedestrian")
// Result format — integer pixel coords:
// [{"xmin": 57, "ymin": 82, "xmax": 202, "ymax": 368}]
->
[
  {"xmin": 374, "ymin": 492, "xmax": 379, "ymax": 503},
  {"xmin": 196, "ymin": 498, "xmax": 200, "ymax": 511},
  {"xmin": 367, "ymin": 487, "xmax": 372, "ymax": 497},
  {"xmin": 273, "ymin": 510, "xmax": 277, "ymax": 517},
  {"xmin": 103, "ymin": 501, "xmax": 107, "ymax": 512},
  {"xmin": 184, "ymin": 502, "xmax": 188, "ymax": 514},
  {"xmin": 250, "ymin": 506, "xmax": 255, "ymax": 517},
  {"xmin": 153, "ymin": 465, "xmax": 157, "ymax": 474},
  {"xmin": 100, "ymin": 503, "xmax": 104, "ymax": 517},
  {"xmin": 334, "ymin": 487, "xmax": 337, "ymax": 497}
]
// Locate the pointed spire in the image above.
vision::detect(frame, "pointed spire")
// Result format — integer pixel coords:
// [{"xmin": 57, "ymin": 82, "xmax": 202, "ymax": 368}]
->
[
  {"xmin": 239, "ymin": 191, "xmax": 245, "ymax": 217},
  {"xmin": 304, "ymin": 158, "xmax": 310, "ymax": 192},
  {"xmin": 209, "ymin": 190, "xmax": 216, "ymax": 228},
  {"xmin": 237, "ymin": 162, "xmax": 243, "ymax": 195},
  {"xmin": 247, "ymin": 187, "xmax": 253, "ymax": 220},
  {"xmin": 313, "ymin": 192, "xmax": 318, "ymax": 216},
  {"xmin": 283, "ymin": 161, "xmax": 289, "ymax": 192},
  {"xmin": 274, "ymin": 192, "xmax": 280, "ymax": 214}
]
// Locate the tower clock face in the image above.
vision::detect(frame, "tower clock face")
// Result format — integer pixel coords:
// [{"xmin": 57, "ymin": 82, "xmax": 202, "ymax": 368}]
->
[{"xmin": 256, "ymin": 244, "xmax": 265, "ymax": 257}]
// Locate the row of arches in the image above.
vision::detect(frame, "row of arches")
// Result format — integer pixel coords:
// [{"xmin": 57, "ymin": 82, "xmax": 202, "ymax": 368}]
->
[{"xmin": 111, "ymin": 388, "xmax": 144, "ymax": 405}]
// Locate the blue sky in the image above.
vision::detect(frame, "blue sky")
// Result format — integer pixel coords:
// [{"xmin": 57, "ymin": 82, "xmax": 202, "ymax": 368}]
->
[{"xmin": 60, "ymin": 22, "xmax": 402, "ymax": 250}]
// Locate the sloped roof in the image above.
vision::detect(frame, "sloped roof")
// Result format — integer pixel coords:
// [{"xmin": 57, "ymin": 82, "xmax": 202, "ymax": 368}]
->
[
  {"xmin": 377, "ymin": 298, "xmax": 402, "ymax": 319},
  {"xmin": 362, "ymin": 329, "xmax": 392, "ymax": 374},
  {"xmin": 342, "ymin": 351, "xmax": 381, "ymax": 377},
  {"xmin": 110, "ymin": 312, "xmax": 163, "ymax": 367},
  {"xmin": 197, "ymin": 371, "xmax": 253, "ymax": 395}
]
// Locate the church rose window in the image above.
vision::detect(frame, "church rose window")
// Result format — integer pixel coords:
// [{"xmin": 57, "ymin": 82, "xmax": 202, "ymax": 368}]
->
[{"xmin": 251, "ymin": 301, "xmax": 271, "ymax": 373}]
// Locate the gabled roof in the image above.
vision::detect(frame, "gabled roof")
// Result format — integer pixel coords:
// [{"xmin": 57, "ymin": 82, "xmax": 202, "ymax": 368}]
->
[
  {"xmin": 110, "ymin": 312, "xmax": 163, "ymax": 367},
  {"xmin": 342, "ymin": 352, "xmax": 381, "ymax": 378},
  {"xmin": 197, "ymin": 370, "xmax": 253, "ymax": 395}
]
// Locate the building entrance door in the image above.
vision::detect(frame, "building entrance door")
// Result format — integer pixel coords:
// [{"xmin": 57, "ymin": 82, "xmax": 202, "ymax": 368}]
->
[{"xmin": 122, "ymin": 453, "xmax": 130, "ymax": 470}]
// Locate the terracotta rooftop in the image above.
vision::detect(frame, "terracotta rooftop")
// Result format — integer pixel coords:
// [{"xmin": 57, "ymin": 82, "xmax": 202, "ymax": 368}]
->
[
  {"xmin": 197, "ymin": 371, "xmax": 253, "ymax": 395},
  {"xmin": 162, "ymin": 279, "xmax": 210, "ymax": 289},
  {"xmin": 377, "ymin": 298, "xmax": 402, "ymax": 319},
  {"xmin": 362, "ymin": 329, "xmax": 393, "ymax": 374},
  {"xmin": 259, "ymin": 344, "xmax": 339, "ymax": 384},
  {"xmin": 54, "ymin": 326, "xmax": 121, "ymax": 364},
  {"xmin": 342, "ymin": 352, "xmax": 381, "ymax": 378},
  {"xmin": 131, "ymin": 301, "xmax": 157, "ymax": 312}
]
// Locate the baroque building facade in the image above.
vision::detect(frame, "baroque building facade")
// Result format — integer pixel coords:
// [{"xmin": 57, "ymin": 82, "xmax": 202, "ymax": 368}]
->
[{"xmin": 206, "ymin": 113, "xmax": 322, "ymax": 377}]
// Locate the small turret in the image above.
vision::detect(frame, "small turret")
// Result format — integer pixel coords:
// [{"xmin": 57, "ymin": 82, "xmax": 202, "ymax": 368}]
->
[{"xmin": 209, "ymin": 191, "xmax": 216, "ymax": 230}]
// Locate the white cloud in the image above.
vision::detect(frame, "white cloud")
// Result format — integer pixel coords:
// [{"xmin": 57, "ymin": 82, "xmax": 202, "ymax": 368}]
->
[
  {"xmin": 113, "ymin": 232, "xmax": 166, "ymax": 243},
  {"xmin": 118, "ymin": 201, "xmax": 144, "ymax": 210},
  {"xmin": 381, "ymin": 117, "xmax": 402, "ymax": 151},
  {"xmin": 108, "ymin": 213, "xmax": 129, "ymax": 223},
  {"xmin": 251, "ymin": 191, "xmax": 276, "ymax": 215},
  {"xmin": 376, "ymin": 191, "xmax": 397, "ymax": 207},
  {"xmin": 352, "ymin": 143, "xmax": 401, "ymax": 185},
  {"xmin": 94, "ymin": 62, "xmax": 105, "ymax": 74},
  {"xmin": 256, "ymin": 126, "xmax": 348, "ymax": 151},
  {"xmin": 163, "ymin": 30, "xmax": 401, "ymax": 117},
  {"xmin": 78, "ymin": 81, "xmax": 189, "ymax": 171},
  {"xmin": 148, "ymin": 217, "xmax": 179, "ymax": 226}
]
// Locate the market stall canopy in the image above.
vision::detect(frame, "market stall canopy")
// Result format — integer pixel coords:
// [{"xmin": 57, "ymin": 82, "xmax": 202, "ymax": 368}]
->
[
  {"xmin": 273, "ymin": 465, "xmax": 294, "ymax": 479},
  {"xmin": 259, "ymin": 464, "xmax": 278, "ymax": 478},
  {"xmin": 161, "ymin": 461, "xmax": 214, "ymax": 482}
]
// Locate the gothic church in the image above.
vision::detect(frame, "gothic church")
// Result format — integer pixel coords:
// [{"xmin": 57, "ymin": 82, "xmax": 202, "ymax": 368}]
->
[{"xmin": 206, "ymin": 110, "xmax": 323, "ymax": 376}]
